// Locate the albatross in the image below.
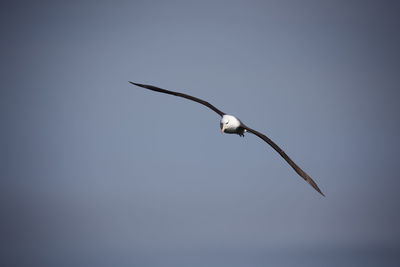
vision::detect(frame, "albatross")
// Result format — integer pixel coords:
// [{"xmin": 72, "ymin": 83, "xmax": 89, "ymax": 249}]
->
[{"xmin": 129, "ymin": 81, "xmax": 324, "ymax": 196}]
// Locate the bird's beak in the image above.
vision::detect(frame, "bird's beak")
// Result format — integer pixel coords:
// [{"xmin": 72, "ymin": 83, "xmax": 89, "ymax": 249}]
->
[{"xmin": 221, "ymin": 125, "xmax": 225, "ymax": 134}]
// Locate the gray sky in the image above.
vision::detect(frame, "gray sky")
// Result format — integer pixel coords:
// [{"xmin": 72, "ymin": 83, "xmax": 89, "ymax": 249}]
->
[{"xmin": 1, "ymin": 0, "xmax": 400, "ymax": 266}]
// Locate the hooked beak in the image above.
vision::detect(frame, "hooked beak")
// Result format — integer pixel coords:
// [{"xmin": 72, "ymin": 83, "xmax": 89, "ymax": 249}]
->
[{"xmin": 220, "ymin": 123, "xmax": 225, "ymax": 134}]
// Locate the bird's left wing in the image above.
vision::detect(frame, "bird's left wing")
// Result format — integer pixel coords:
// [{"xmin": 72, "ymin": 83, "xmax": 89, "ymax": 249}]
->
[
  {"xmin": 129, "ymin": 82, "xmax": 226, "ymax": 117},
  {"xmin": 243, "ymin": 125, "xmax": 325, "ymax": 196}
]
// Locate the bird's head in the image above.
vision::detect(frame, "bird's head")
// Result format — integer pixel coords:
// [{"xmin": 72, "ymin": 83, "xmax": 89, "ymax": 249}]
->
[{"xmin": 220, "ymin": 115, "xmax": 241, "ymax": 133}]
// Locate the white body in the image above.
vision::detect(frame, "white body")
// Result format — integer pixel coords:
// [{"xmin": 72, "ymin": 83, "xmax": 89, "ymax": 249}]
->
[{"xmin": 220, "ymin": 114, "xmax": 245, "ymax": 135}]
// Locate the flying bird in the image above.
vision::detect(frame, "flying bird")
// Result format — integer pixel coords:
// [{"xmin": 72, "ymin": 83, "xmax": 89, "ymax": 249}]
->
[{"xmin": 129, "ymin": 81, "xmax": 324, "ymax": 196}]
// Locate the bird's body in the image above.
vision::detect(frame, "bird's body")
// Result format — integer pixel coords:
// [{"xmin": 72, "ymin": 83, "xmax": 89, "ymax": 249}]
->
[
  {"xmin": 129, "ymin": 81, "xmax": 325, "ymax": 196},
  {"xmin": 220, "ymin": 114, "xmax": 246, "ymax": 136}
]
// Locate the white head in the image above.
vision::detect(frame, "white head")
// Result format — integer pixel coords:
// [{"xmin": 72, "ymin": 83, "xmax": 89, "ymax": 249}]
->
[{"xmin": 220, "ymin": 114, "xmax": 241, "ymax": 134}]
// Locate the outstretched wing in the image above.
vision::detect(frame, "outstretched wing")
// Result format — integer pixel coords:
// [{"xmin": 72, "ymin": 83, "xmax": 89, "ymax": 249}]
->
[
  {"xmin": 129, "ymin": 82, "xmax": 225, "ymax": 117},
  {"xmin": 243, "ymin": 125, "xmax": 325, "ymax": 196}
]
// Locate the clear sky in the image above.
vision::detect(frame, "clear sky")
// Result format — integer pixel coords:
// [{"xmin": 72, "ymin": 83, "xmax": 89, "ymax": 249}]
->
[{"xmin": 1, "ymin": 0, "xmax": 400, "ymax": 266}]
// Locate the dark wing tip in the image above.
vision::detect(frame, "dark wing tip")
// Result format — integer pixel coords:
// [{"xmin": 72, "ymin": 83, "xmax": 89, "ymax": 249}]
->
[
  {"xmin": 313, "ymin": 183, "xmax": 326, "ymax": 197},
  {"xmin": 129, "ymin": 81, "xmax": 161, "ymax": 91},
  {"xmin": 307, "ymin": 177, "xmax": 325, "ymax": 197},
  {"xmin": 129, "ymin": 81, "xmax": 143, "ymax": 87}
]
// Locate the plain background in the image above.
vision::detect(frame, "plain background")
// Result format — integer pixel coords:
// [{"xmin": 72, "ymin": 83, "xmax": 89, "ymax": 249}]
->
[{"xmin": 1, "ymin": 0, "xmax": 400, "ymax": 266}]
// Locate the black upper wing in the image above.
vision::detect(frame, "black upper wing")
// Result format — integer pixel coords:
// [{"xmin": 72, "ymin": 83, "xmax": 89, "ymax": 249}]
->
[
  {"xmin": 129, "ymin": 82, "xmax": 225, "ymax": 117},
  {"xmin": 243, "ymin": 125, "xmax": 325, "ymax": 196}
]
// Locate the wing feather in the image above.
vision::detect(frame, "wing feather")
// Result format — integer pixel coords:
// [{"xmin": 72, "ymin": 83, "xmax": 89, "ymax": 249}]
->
[
  {"xmin": 244, "ymin": 125, "xmax": 325, "ymax": 196},
  {"xmin": 129, "ymin": 82, "xmax": 225, "ymax": 117}
]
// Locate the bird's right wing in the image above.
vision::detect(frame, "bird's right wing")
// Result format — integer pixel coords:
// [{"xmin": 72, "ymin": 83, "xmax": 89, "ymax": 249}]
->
[
  {"xmin": 243, "ymin": 125, "xmax": 325, "ymax": 196},
  {"xmin": 129, "ymin": 82, "xmax": 226, "ymax": 117}
]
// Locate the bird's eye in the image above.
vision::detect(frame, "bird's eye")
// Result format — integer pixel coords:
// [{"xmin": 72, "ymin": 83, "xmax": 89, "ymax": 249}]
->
[{"xmin": 225, "ymin": 121, "xmax": 229, "ymax": 124}]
